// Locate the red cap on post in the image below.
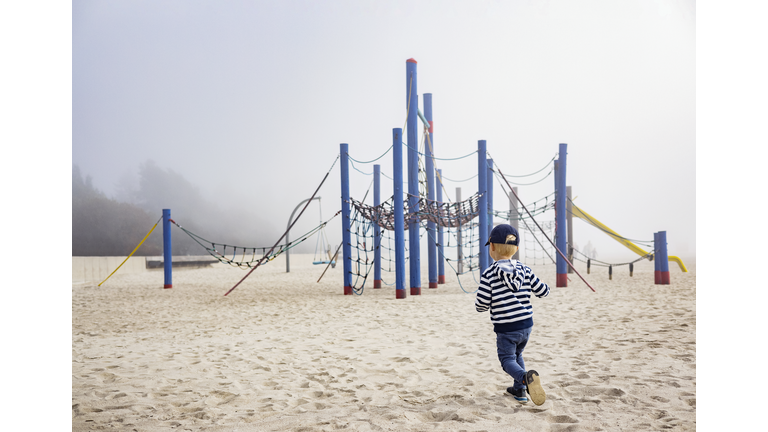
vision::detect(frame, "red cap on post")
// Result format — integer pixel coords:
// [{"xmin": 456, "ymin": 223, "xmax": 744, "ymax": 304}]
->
[{"xmin": 406, "ymin": 58, "xmax": 417, "ymax": 64}]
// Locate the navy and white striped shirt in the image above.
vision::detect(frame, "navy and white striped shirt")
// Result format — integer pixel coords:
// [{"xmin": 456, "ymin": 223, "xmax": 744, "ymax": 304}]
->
[{"xmin": 475, "ymin": 259, "xmax": 550, "ymax": 332}]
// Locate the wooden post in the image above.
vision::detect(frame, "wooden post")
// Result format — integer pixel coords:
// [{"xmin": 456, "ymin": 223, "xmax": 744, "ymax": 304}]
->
[
  {"xmin": 478, "ymin": 140, "xmax": 489, "ymax": 273},
  {"xmin": 406, "ymin": 58, "xmax": 421, "ymax": 296},
  {"xmin": 373, "ymin": 164, "xmax": 382, "ymax": 288},
  {"xmin": 340, "ymin": 144, "xmax": 352, "ymax": 295},
  {"xmin": 567, "ymin": 186, "xmax": 573, "ymax": 274},
  {"xmin": 424, "ymin": 93, "xmax": 437, "ymax": 289},
  {"xmin": 555, "ymin": 144, "xmax": 568, "ymax": 287},
  {"xmin": 456, "ymin": 187, "xmax": 463, "ymax": 274},
  {"xmin": 393, "ymin": 129, "xmax": 406, "ymax": 299}
]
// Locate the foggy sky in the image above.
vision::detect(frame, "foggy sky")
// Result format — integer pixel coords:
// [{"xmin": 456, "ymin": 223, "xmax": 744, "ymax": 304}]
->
[
  {"xmin": 72, "ymin": 0, "xmax": 696, "ymax": 261},
  {"xmin": 9, "ymin": 3, "xmax": 768, "ymax": 428}
]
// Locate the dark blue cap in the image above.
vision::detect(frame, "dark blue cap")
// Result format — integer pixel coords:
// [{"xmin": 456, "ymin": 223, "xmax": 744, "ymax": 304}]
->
[{"xmin": 485, "ymin": 224, "xmax": 519, "ymax": 246}]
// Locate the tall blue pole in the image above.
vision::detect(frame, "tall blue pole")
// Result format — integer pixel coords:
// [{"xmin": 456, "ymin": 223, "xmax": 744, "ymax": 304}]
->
[
  {"xmin": 163, "ymin": 208, "xmax": 172, "ymax": 289},
  {"xmin": 487, "ymin": 158, "xmax": 494, "ymax": 248},
  {"xmin": 478, "ymin": 140, "xmax": 489, "ymax": 273},
  {"xmin": 340, "ymin": 143, "xmax": 352, "ymax": 295},
  {"xmin": 424, "ymin": 93, "xmax": 437, "ymax": 289},
  {"xmin": 436, "ymin": 169, "xmax": 445, "ymax": 284},
  {"xmin": 406, "ymin": 58, "xmax": 421, "ymax": 295},
  {"xmin": 373, "ymin": 164, "xmax": 382, "ymax": 289},
  {"xmin": 393, "ymin": 128, "xmax": 407, "ymax": 299},
  {"xmin": 556, "ymin": 143, "xmax": 568, "ymax": 287}
]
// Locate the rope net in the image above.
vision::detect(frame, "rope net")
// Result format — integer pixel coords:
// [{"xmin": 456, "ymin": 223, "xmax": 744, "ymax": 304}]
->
[
  {"xmin": 349, "ymin": 193, "xmax": 481, "ymax": 231},
  {"xmin": 172, "ymin": 212, "xmax": 340, "ymax": 269}
]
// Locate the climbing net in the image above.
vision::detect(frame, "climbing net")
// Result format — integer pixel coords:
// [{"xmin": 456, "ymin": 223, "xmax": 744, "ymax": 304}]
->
[
  {"xmin": 344, "ymin": 113, "xmax": 566, "ymax": 293},
  {"xmin": 520, "ymin": 220, "xmax": 557, "ymax": 266},
  {"xmin": 344, "ymin": 192, "xmax": 483, "ymax": 294},
  {"xmin": 171, "ymin": 212, "xmax": 340, "ymax": 269}
]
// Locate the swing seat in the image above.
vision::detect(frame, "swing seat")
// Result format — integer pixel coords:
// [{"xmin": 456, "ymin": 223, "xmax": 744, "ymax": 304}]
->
[{"xmin": 313, "ymin": 260, "xmax": 336, "ymax": 265}]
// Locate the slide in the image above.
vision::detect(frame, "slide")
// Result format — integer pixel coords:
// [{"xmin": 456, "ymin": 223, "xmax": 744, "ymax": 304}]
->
[{"xmin": 570, "ymin": 204, "xmax": 688, "ymax": 272}]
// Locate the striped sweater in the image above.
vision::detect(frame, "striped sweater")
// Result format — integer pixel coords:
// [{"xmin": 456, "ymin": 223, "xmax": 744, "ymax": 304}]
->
[{"xmin": 475, "ymin": 259, "xmax": 550, "ymax": 332}]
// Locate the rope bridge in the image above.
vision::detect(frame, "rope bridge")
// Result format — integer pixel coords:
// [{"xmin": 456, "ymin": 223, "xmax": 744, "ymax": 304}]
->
[
  {"xmin": 349, "ymin": 192, "xmax": 482, "ymax": 230},
  {"xmin": 170, "ymin": 213, "xmax": 341, "ymax": 269}
]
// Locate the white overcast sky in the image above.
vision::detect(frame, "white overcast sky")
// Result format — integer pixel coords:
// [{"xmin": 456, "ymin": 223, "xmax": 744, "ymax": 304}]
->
[
  {"xmin": 2, "ymin": 2, "xmax": 768, "ymax": 428},
  {"xmin": 69, "ymin": 0, "xmax": 696, "ymax": 261}
]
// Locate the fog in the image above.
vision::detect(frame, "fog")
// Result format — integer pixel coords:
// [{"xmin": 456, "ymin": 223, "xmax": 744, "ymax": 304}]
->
[{"xmin": 72, "ymin": 0, "xmax": 696, "ymax": 262}]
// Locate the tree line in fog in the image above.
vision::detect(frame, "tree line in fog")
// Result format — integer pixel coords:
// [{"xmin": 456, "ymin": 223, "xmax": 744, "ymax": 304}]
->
[{"xmin": 72, "ymin": 161, "xmax": 271, "ymax": 256}]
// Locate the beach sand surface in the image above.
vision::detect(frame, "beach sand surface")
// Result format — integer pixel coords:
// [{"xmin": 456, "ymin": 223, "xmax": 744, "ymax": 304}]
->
[{"xmin": 73, "ymin": 254, "xmax": 695, "ymax": 431}]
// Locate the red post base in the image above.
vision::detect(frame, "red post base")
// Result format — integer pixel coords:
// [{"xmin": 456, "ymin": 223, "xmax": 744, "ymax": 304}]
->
[
  {"xmin": 410, "ymin": 287, "xmax": 421, "ymax": 296},
  {"xmin": 429, "ymin": 282, "xmax": 438, "ymax": 289},
  {"xmin": 164, "ymin": 284, "xmax": 172, "ymax": 289},
  {"xmin": 655, "ymin": 271, "xmax": 671, "ymax": 285},
  {"xmin": 556, "ymin": 273, "xmax": 568, "ymax": 287},
  {"xmin": 373, "ymin": 280, "xmax": 382, "ymax": 289},
  {"xmin": 344, "ymin": 286, "xmax": 352, "ymax": 295},
  {"xmin": 438, "ymin": 275, "xmax": 445, "ymax": 284},
  {"xmin": 396, "ymin": 289, "xmax": 407, "ymax": 299}
]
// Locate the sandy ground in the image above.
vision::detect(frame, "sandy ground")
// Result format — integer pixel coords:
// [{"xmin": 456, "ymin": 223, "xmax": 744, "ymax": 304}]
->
[{"xmin": 72, "ymin": 254, "xmax": 695, "ymax": 431}]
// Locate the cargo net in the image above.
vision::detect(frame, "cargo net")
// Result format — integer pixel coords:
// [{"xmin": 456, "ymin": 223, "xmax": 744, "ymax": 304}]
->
[
  {"xmin": 492, "ymin": 192, "xmax": 557, "ymax": 267},
  {"xmin": 343, "ymin": 193, "xmax": 484, "ymax": 293},
  {"xmin": 171, "ymin": 212, "xmax": 340, "ymax": 269},
  {"xmin": 350, "ymin": 192, "xmax": 481, "ymax": 231},
  {"xmin": 521, "ymin": 219, "xmax": 557, "ymax": 266}
]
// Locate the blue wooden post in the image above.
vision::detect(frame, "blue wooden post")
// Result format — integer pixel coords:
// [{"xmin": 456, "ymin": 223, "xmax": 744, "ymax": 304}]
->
[
  {"xmin": 436, "ymin": 169, "xmax": 445, "ymax": 284},
  {"xmin": 556, "ymin": 143, "xmax": 568, "ymax": 287},
  {"xmin": 406, "ymin": 58, "xmax": 421, "ymax": 295},
  {"xmin": 424, "ymin": 93, "xmax": 437, "ymax": 289},
  {"xmin": 456, "ymin": 187, "xmax": 463, "ymax": 274},
  {"xmin": 478, "ymin": 140, "xmax": 489, "ymax": 273},
  {"xmin": 163, "ymin": 208, "xmax": 172, "ymax": 289},
  {"xmin": 653, "ymin": 232, "xmax": 660, "ymax": 283},
  {"xmin": 373, "ymin": 164, "xmax": 382, "ymax": 289},
  {"xmin": 655, "ymin": 231, "xmax": 671, "ymax": 284},
  {"xmin": 393, "ymin": 128, "xmax": 407, "ymax": 299},
  {"xmin": 340, "ymin": 143, "xmax": 352, "ymax": 295},
  {"xmin": 487, "ymin": 158, "xmax": 494, "ymax": 252}
]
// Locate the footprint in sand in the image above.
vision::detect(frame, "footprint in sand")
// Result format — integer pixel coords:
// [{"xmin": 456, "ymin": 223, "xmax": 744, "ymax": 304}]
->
[{"xmin": 547, "ymin": 414, "xmax": 579, "ymax": 424}]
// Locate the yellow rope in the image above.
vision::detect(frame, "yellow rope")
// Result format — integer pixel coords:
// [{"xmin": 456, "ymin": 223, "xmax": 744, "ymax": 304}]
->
[{"xmin": 98, "ymin": 218, "xmax": 160, "ymax": 286}]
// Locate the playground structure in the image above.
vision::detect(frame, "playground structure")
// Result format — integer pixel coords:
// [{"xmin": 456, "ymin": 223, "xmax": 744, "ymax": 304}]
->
[{"xmin": 97, "ymin": 58, "xmax": 687, "ymax": 295}]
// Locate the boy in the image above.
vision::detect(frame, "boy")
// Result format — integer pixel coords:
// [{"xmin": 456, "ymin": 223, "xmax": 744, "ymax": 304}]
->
[{"xmin": 475, "ymin": 224, "xmax": 550, "ymax": 405}]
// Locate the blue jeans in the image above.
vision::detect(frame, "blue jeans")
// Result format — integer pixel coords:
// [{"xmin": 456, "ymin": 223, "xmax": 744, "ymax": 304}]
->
[{"xmin": 496, "ymin": 327, "xmax": 532, "ymax": 391}]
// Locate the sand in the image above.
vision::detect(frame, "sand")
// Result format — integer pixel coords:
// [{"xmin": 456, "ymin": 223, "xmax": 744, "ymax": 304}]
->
[{"xmin": 72, "ymin": 254, "xmax": 696, "ymax": 431}]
